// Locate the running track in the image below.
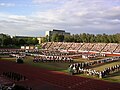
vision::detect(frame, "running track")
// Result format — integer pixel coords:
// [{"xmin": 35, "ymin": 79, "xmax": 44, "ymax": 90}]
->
[{"xmin": 0, "ymin": 60, "xmax": 120, "ymax": 90}]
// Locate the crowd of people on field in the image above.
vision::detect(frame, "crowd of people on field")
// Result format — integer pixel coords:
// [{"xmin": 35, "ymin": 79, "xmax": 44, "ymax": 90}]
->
[
  {"xmin": 0, "ymin": 49, "xmax": 25, "ymax": 55},
  {"xmin": 68, "ymin": 56, "xmax": 120, "ymax": 78},
  {"xmin": 41, "ymin": 50, "xmax": 68, "ymax": 56},
  {"xmin": 69, "ymin": 64, "xmax": 120, "ymax": 78},
  {"xmin": 69, "ymin": 56, "xmax": 120, "ymax": 68},
  {"xmin": 0, "ymin": 83, "xmax": 32, "ymax": 90},
  {"xmin": 33, "ymin": 56, "xmax": 73, "ymax": 63},
  {"xmin": 68, "ymin": 64, "xmax": 120, "ymax": 78},
  {"xmin": 99, "ymin": 64, "xmax": 120, "ymax": 78},
  {"xmin": 2, "ymin": 72, "xmax": 26, "ymax": 81},
  {"xmin": 9, "ymin": 53, "xmax": 26, "ymax": 58}
]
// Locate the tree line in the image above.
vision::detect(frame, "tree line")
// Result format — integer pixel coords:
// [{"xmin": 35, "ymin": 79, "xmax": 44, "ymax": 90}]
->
[
  {"xmin": 0, "ymin": 33, "xmax": 119, "ymax": 48},
  {"xmin": 0, "ymin": 34, "xmax": 39, "ymax": 48},
  {"xmin": 42, "ymin": 33, "xmax": 120, "ymax": 43}
]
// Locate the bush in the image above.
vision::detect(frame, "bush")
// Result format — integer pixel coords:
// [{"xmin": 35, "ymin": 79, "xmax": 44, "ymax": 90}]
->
[
  {"xmin": 68, "ymin": 67, "xmax": 74, "ymax": 75},
  {"xmin": 16, "ymin": 58, "xmax": 24, "ymax": 64},
  {"xmin": 12, "ymin": 85, "xmax": 28, "ymax": 90}
]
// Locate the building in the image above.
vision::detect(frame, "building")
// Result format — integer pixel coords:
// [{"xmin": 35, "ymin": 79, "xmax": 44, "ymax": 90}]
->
[
  {"xmin": 37, "ymin": 37, "xmax": 43, "ymax": 44},
  {"xmin": 45, "ymin": 29, "xmax": 70, "ymax": 36},
  {"xmin": 14, "ymin": 36, "xmax": 35, "ymax": 39},
  {"xmin": 21, "ymin": 45, "xmax": 36, "ymax": 50}
]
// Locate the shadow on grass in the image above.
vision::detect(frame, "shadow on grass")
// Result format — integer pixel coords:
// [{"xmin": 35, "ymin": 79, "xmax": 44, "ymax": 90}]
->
[
  {"xmin": 89, "ymin": 61, "xmax": 120, "ymax": 69},
  {"xmin": 103, "ymin": 71, "xmax": 120, "ymax": 83},
  {"xmin": 109, "ymin": 71, "xmax": 120, "ymax": 77}
]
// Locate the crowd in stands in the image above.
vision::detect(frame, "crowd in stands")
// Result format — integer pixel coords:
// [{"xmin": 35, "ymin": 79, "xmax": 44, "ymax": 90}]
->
[
  {"xmin": 114, "ymin": 45, "xmax": 120, "ymax": 53},
  {"xmin": 2, "ymin": 72, "xmax": 26, "ymax": 81},
  {"xmin": 69, "ymin": 43, "xmax": 83, "ymax": 50},
  {"xmin": 91, "ymin": 43, "xmax": 107, "ymax": 52},
  {"xmin": 60, "ymin": 42, "xmax": 73, "ymax": 50},
  {"xmin": 80, "ymin": 43, "xmax": 94, "ymax": 51},
  {"xmin": 68, "ymin": 56, "xmax": 120, "ymax": 78},
  {"xmin": 48, "ymin": 42, "xmax": 62, "ymax": 50},
  {"xmin": 42, "ymin": 42, "xmax": 120, "ymax": 53},
  {"xmin": 33, "ymin": 56, "xmax": 73, "ymax": 63},
  {"xmin": 44, "ymin": 42, "xmax": 52, "ymax": 49},
  {"xmin": 102, "ymin": 43, "xmax": 118, "ymax": 52}
]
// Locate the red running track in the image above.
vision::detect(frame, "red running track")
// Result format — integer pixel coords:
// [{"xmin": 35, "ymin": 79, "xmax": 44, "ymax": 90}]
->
[{"xmin": 0, "ymin": 60, "xmax": 120, "ymax": 90}]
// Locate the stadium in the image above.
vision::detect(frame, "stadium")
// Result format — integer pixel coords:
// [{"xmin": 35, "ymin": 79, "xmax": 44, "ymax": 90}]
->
[
  {"xmin": 0, "ymin": 32, "xmax": 120, "ymax": 90},
  {"xmin": 0, "ymin": 0, "xmax": 120, "ymax": 90}
]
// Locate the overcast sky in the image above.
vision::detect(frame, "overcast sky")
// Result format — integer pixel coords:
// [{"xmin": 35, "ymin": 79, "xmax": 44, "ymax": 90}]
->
[{"xmin": 0, "ymin": 0, "xmax": 120, "ymax": 36}]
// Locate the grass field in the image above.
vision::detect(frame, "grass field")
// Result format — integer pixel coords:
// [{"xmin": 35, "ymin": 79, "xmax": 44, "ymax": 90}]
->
[
  {"xmin": 92, "ymin": 61, "xmax": 120, "ymax": 71},
  {"xmin": 0, "ymin": 56, "xmax": 71, "ymax": 72},
  {"xmin": 0, "ymin": 55, "xmax": 120, "ymax": 83}
]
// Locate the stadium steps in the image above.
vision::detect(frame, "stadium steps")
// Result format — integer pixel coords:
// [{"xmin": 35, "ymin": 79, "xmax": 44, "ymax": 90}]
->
[
  {"xmin": 77, "ymin": 43, "xmax": 84, "ymax": 51},
  {"xmin": 67, "ymin": 43, "xmax": 73, "ymax": 50},
  {"xmin": 101, "ymin": 43, "xmax": 108, "ymax": 52},
  {"xmin": 78, "ymin": 43, "xmax": 85, "ymax": 51},
  {"xmin": 113, "ymin": 44, "xmax": 119, "ymax": 53},
  {"xmin": 89, "ymin": 43, "xmax": 95, "ymax": 51},
  {"xmin": 47, "ymin": 42, "xmax": 53, "ymax": 50},
  {"xmin": 41, "ymin": 43, "xmax": 47, "ymax": 49}
]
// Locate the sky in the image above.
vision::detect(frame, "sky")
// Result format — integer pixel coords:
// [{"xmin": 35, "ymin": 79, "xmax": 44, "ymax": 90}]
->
[{"xmin": 0, "ymin": 0, "xmax": 120, "ymax": 37}]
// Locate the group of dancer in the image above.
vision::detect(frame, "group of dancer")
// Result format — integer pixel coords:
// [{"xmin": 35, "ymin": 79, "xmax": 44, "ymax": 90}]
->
[
  {"xmin": 33, "ymin": 56, "xmax": 73, "ymax": 63},
  {"xmin": 2, "ymin": 72, "xmax": 26, "ymax": 81},
  {"xmin": 68, "ymin": 64, "xmax": 120, "ymax": 78},
  {"xmin": 68, "ymin": 56, "xmax": 120, "ymax": 78}
]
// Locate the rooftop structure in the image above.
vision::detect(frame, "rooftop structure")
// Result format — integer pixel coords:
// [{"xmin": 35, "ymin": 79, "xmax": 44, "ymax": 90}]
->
[{"xmin": 45, "ymin": 29, "xmax": 70, "ymax": 36}]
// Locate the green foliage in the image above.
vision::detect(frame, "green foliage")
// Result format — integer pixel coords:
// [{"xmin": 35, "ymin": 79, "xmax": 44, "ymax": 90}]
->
[
  {"xmin": 68, "ymin": 67, "xmax": 74, "ymax": 75},
  {"xmin": 51, "ymin": 34, "xmax": 64, "ymax": 42},
  {"xmin": 45, "ymin": 33, "xmax": 120, "ymax": 43},
  {"xmin": 0, "ymin": 33, "xmax": 12, "ymax": 46},
  {"xmin": 16, "ymin": 58, "xmax": 24, "ymax": 64},
  {"xmin": 0, "ymin": 34, "xmax": 39, "ymax": 47},
  {"xmin": 41, "ymin": 37, "xmax": 48, "ymax": 43},
  {"xmin": 18, "ymin": 39, "xmax": 26, "ymax": 45},
  {"xmin": 36, "ymin": 44, "xmax": 42, "ymax": 49},
  {"xmin": 0, "ymin": 33, "xmax": 120, "ymax": 48}
]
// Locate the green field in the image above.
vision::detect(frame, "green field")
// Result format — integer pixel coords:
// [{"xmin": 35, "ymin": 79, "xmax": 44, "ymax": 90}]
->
[{"xmin": 0, "ymin": 55, "xmax": 120, "ymax": 83}]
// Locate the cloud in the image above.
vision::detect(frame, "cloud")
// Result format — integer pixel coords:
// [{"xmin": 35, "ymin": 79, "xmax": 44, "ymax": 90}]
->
[
  {"xmin": 0, "ymin": 0, "xmax": 120, "ymax": 36},
  {"xmin": 32, "ymin": 0, "xmax": 62, "ymax": 4},
  {"xmin": 0, "ymin": 3, "xmax": 15, "ymax": 7}
]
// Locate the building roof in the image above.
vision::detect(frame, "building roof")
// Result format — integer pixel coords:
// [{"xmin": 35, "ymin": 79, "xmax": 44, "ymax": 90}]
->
[{"xmin": 52, "ymin": 29, "xmax": 65, "ymax": 32}]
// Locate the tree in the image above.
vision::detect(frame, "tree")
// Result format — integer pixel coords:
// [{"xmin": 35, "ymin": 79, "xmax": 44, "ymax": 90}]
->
[
  {"xmin": 51, "ymin": 34, "xmax": 58, "ymax": 42},
  {"xmin": 0, "ymin": 34, "xmax": 12, "ymax": 46},
  {"xmin": 12, "ymin": 37, "xmax": 19, "ymax": 46},
  {"xmin": 32, "ymin": 38, "xmax": 39, "ymax": 45},
  {"xmin": 51, "ymin": 34, "xmax": 64, "ymax": 42},
  {"xmin": 27, "ymin": 38, "xmax": 33, "ymax": 45},
  {"xmin": 90, "ymin": 34, "xmax": 95, "ymax": 43},
  {"xmin": 18, "ymin": 39, "xmax": 26, "ymax": 46},
  {"xmin": 41, "ymin": 37, "xmax": 48, "ymax": 43},
  {"xmin": 57, "ymin": 34, "xmax": 64, "ymax": 42},
  {"xmin": 81, "ymin": 33, "xmax": 87, "ymax": 43}
]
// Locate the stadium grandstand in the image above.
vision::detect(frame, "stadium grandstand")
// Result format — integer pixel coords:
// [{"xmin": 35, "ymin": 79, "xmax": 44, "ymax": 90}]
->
[{"xmin": 42, "ymin": 42, "xmax": 120, "ymax": 56}]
